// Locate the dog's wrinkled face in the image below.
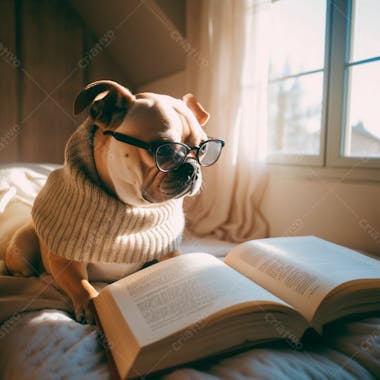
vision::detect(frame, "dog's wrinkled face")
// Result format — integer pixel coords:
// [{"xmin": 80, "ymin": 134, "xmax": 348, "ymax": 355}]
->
[
  {"xmin": 106, "ymin": 93, "xmax": 208, "ymax": 205},
  {"xmin": 74, "ymin": 81, "xmax": 211, "ymax": 207}
]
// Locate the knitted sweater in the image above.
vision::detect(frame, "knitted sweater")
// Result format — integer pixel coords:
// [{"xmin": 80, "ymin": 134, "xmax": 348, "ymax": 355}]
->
[{"xmin": 32, "ymin": 123, "xmax": 185, "ymax": 264}]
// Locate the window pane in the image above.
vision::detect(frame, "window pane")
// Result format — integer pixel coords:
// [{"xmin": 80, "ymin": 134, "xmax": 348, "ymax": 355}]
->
[
  {"xmin": 344, "ymin": 61, "xmax": 380, "ymax": 157},
  {"xmin": 269, "ymin": 0, "xmax": 326, "ymax": 79},
  {"xmin": 268, "ymin": 72, "xmax": 323, "ymax": 155},
  {"xmin": 350, "ymin": 0, "xmax": 380, "ymax": 63}
]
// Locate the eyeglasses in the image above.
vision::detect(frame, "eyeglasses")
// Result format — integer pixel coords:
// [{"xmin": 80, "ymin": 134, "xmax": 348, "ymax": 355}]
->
[{"xmin": 103, "ymin": 130, "xmax": 225, "ymax": 172}]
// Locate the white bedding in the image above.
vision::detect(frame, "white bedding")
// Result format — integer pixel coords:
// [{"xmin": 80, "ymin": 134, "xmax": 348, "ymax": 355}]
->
[
  {"xmin": 0, "ymin": 278, "xmax": 379, "ymax": 380},
  {"xmin": 0, "ymin": 165, "xmax": 379, "ymax": 380}
]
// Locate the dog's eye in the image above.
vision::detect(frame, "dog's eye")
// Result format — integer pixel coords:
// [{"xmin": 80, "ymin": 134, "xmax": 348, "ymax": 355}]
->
[
  {"xmin": 198, "ymin": 144, "xmax": 207, "ymax": 156},
  {"xmin": 156, "ymin": 143, "xmax": 187, "ymax": 171},
  {"xmin": 159, "ymin": 144, "xmax": 176, "ymax": 155},
  {"xmin": 198, "ymin": 140, "xmax": 224, "ymax": 167}
]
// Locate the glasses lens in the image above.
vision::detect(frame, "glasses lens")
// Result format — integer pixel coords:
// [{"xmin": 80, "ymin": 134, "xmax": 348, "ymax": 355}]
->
[
  {"xmin": 198, "ymin": 140, "xmax": 223, "ymax": 166},
  {"xmin": 156, "ymin": 143, "xmax": 187, "ymax": 171}
]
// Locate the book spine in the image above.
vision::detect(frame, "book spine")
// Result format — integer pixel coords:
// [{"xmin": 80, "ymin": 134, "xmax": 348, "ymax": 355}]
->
[{"xmin": 90, "ymin": 300, "xmax": 122, "ymax": 380}]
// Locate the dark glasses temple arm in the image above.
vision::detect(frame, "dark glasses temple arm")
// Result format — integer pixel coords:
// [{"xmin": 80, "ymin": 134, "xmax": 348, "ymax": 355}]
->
[{"xmin": 103, "ymin": 130, "xmax": 150, "ymax": 150}]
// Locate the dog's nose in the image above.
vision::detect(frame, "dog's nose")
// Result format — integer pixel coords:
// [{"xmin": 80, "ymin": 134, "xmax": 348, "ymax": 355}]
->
[{"xmin": 179, "ymin": 163, "xmax": 197, "ymax": 180}]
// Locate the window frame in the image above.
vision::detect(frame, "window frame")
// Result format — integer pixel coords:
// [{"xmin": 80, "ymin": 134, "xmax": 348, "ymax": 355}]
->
[
  {"xmin": 268, "ymin": 0, "xmax": 380, "ymax": 181},
  {"xmin": 326, "ymin": 0, "xmax": 380, "ymax": 169}
]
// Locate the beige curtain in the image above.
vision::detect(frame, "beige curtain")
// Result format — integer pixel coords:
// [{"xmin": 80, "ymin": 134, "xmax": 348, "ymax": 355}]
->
[{"xmin": 184, "ymin": 0, "xmax": 271, "ymax": 242}]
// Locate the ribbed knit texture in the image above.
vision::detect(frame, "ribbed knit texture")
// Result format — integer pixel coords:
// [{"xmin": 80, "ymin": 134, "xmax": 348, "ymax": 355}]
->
[{"xmin": 32, "ymin": 123, "xmax": 185, "ymax": 264}]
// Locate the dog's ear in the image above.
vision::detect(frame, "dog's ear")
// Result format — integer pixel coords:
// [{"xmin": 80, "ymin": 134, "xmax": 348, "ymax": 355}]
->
[
  {"xmin": 74, "ymin": 80, "xmax": 135, "ymax": 128},
  {"xmin": 182, "ymin": 94, "xmax": 209, "ymax": 127}
]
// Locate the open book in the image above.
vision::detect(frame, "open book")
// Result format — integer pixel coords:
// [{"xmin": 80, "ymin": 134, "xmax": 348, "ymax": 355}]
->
[{"xmin": 92, "ymin": 236, "xmax": 380, "ymax": 379}]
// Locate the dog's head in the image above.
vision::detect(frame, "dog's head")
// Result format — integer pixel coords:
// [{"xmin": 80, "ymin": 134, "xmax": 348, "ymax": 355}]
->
[{"xmin": 74, "ymin": 80, "xmax": 223, "ymax": 207}]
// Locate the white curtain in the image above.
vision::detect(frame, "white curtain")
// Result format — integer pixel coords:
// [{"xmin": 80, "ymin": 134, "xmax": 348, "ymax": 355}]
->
[{"xmin": 184, "ymin": 0, "xmax": 271, "ymax": 242}]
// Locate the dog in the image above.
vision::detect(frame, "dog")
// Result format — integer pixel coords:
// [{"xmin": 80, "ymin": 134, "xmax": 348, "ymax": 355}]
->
[{"xmin": 5, "ymin": 80, "xmax": 224, "ymax": 323}]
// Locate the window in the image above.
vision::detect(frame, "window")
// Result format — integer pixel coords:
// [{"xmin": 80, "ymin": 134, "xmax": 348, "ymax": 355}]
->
[
  {"xmin": 344, "ymin": 0, "xmax": 380, "ymax": 158},
  {"xmin": 267, "ymin": 0, "xmax": 380, "ymax": 177}
]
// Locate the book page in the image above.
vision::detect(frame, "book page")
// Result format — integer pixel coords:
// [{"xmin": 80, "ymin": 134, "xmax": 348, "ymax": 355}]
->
[
  {"xmin": 225, "ymin": 236, "xmax": 380, "ymax": 323},
  {"xmin": 104, "ymin": 253, "xmax": 292, "ymax": 345}
]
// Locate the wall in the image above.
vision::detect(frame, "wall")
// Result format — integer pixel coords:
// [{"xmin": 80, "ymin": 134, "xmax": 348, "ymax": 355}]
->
[
  {"xmin": 0, "ymin": 0, "xmax": 127, "ymax": 164},
  {"xmin": 69, "ymin": 0, "xmax": 186, "ymax": 88},
  {"xmin": 137, "ymin": 70, "xmax": 186, "ymax": 98},
  {"xmin": 261, "ymin": 175, "xmax": 380, "ymax": 254}
]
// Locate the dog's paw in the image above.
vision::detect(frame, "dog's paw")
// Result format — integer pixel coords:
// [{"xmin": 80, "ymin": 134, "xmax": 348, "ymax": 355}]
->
[
  {"xmin": 71, "ymin": 291, "xmax": 98, "ymax": 324},
  {"xmin": 74, "ymin": 299, "xmax": 95, "ymax": 324}
]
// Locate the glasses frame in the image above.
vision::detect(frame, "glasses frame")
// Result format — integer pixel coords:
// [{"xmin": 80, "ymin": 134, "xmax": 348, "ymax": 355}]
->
[{"xmin": 103, "ymin": 130, "xmax": 225, "ymax": 172}]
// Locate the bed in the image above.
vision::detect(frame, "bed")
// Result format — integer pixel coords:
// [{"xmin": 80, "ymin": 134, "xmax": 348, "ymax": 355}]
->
[{"xmin": 0, "ymin": 164, "xmax": 379, "ymax": 380}]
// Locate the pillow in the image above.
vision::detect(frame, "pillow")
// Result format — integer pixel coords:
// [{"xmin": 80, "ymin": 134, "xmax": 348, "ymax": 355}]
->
[{"xmin": 0, "ymin": 164, "xmax": 57, "ymax": 259}]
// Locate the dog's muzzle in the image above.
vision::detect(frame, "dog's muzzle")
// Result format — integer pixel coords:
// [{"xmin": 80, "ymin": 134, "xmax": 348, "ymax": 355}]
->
[{"xmin": 160, "ymin": 161, "xmax": 201, "ymax": 199}]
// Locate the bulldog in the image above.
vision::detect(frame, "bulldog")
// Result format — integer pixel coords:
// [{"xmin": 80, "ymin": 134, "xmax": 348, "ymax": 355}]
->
[{"xmin": 5, "ymin": 80, "xmax": 224, "ymax": 323}]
